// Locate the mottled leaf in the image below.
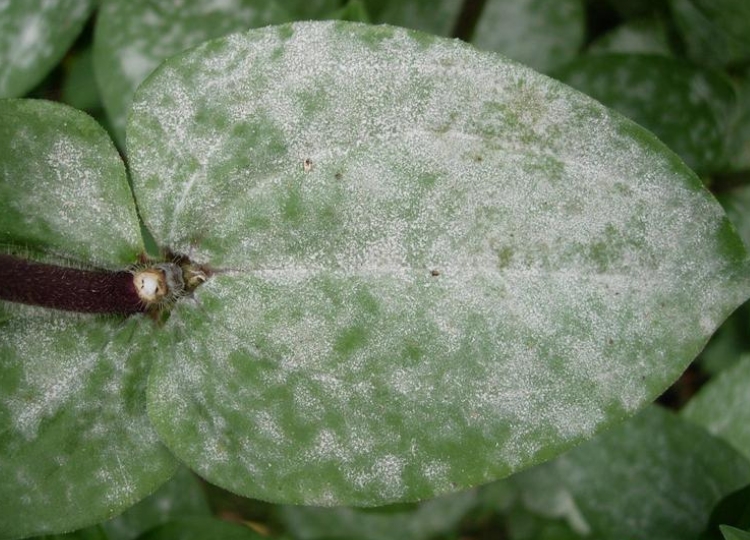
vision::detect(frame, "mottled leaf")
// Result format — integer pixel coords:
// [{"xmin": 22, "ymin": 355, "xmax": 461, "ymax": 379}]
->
[
  {"xmin": 472, "ymin": 0, "xmax": 584, "ymax": 73},
  {"xmin": 0, "ymin": 99, "xmax": 142, "ymax": 263},
  {"xmin": 554, "ymin": 54, "xmax": 736, "ymax": 174},
  {"xmin": 129, "ymin": 21, "xmax": 749, "ymax": 505},
  {"xmin": 93, "ymin": 0, "xmax": 339, "ymax": 146},
  {"xmin": 682, "ymin": 355, "xmax": 750, "ymax": 462},
  {"xmin": 0, "ymin": 100, "xmax": 176, "ymax": 539},
  {"xmin": 513, "ymin": 407, "xmax": 750, "ymax": 540},
  {"xmin": 0, "ymin": 0, "xmax": 94, "ymax": 98}
]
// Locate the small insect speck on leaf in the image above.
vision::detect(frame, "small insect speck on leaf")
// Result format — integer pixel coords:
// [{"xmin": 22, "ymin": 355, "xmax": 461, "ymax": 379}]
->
[
  {"xmin": 335, "ymin": 171, "xmax": 343, "ymax": 180},
  {"xmin": 303, "ymin": 158, "xmax": 313, "ymax": 172},
  {"xmin": 430, "ymin": 269, "xmax": 440, "ymax": 277}
]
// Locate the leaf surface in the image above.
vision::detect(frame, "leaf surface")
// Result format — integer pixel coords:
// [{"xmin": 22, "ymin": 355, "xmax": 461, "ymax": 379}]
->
[
  {"xmin": 0, "ymin": 99, "xmax": 175, "ymax": 539},
  {"xmin": 0, "ymin": 0, "xmax": 94, "ymax": 97},
  {"xmin": 128, "ymin": 21, "xmax": 750, "ymax": 505},
  {"xmin": 93, "ymin": 0, "xmax": 339, "ymax": 146},
  {"xmin": 554, "ymin": 54, "xmax": 736, "ymax": 174},
  {"xmin": 512, "ymin": 407, "xmax": 750, "ymax": 540},
  {"xmin": 472, "ymin": 0, "xmax": 584, "ymax": 73},
  {"xmin": 682, "ymin": 355, "xmax": 750, "ymax": 462}
]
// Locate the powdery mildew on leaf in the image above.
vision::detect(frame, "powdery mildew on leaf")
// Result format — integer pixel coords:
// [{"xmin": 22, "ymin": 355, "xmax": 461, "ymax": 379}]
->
[
  {"xmin": 0, "ymin": 0, "xmax": 93, "ymax": 97},
  {"xmin": 129, "ymin": 22, "xmax": 750, "ymax": 505},
  {"xmin": 0, "ymin": 99, "xmax": 142, "ymax": 264},
  {"xmin": 472, "ymin": 0, "xmax": 584, "ymax": 73},
  {"xmin": 555, "ymin": 54, "xmax": 736, "ymax": 174},
  {"xmin": 0, "ymin": 311, "xmax": 178, "ymax": 539},
  {"xmin": 94, "ymin": 0, "xmax": 339, "ymax": 145}
]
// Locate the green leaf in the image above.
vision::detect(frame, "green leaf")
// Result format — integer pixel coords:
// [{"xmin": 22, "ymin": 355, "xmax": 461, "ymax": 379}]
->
[
  {"xmin": 725, "ymin": 70, "xmax": 750, "ymax": 172},
  {"xmin": 0, "ymin": 99, "xmax": 143, "ymax": 262},
  {"xmin": 102, "ymin": 467, "xmax": 210, "ymax": 540},
  {"xmin": 513, "ymin": 407, "xmax": 750, "ymax": 540},
  {"xmin": 472, "ymin": 0, "xmax": 585, "ymax": 73},
  {"xmin": 133, "ymin": 518, "xmax": 264, "ymax": 540},
  {"xmin": 682, "ymin": 355, "xmax": 750, "ymax": 462},
  {"xmin": 718, "ymin": 186, "xmax": 750, "ymax": 251},
  {"xmin": 360, "ymin": 0, "xmax": 463, "ymax": 36},
  {"xmin": 129, "ymin": 21, "xmax": 749, "ymax": 505},
  {"xmin": 61, "ymin": 48, "xmax": 103, "ymax": 113},
  {"xmin": 0, "ymin": 315, "xmax": 179, "ymax": 540},
  {"xmin": 93, "ymin": 0, "xmax": 339, "ymax": 147},
  {"xmin": 721, "ymin": 525, "xmax": 750, "ymax": 540},
  {"xmin": 279, "ymin": 488, "xmax": 478, "ymax": 540},
  {"xmin": 0, "ymin": 0, "xmax": 95, "ymax": 98},
  {"xmin": 0, "ymin": 99, "xmax": 176, "ymax": 539},
  {"xmin": 669, "ymin": 0, "xmax": 750, "ymax": 67},
  {"xmin": 38, "ymin": 525, "xmax": 109, "ymax": 540},
  {"xmin": 554, "ymin": 54, "xmax": 736, "ymax": 174},
  {"xmin": 704, "ymin": 484, "xmax": 750, "ymax": 539},
  {"xmin": 587, "ymin": 18, "xmax": 672, "ymax": 56}
]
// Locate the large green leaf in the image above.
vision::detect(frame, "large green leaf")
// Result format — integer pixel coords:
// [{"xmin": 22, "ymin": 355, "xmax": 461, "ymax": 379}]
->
[
  {"xmin": 0, "ymin": 100, "xmax": 176, "ymax": 539},
  {"xmin": 554, "ymin": 54, "xmax": 736, "ymax": 174},
  {"xmin": 472, "ymin": 0, "xmax": 585, "ymax": 73},
  {"xmin": 0, "ymin": 0, "xmax": 95, "ymax": 98},
  {"xmin": 128, "ymin": 21, "xmax": 750, "ymax": 505},
  {"xmin": 682, "ymin": 355, "xmax": 750, "ymax": 462},
  {"xmin": 512, "ymin": 407, "xmax": 750, "ymax": 540},
  {"xmin": 93, "ymin": 0, "xmax": 339, "ymax": 146}
]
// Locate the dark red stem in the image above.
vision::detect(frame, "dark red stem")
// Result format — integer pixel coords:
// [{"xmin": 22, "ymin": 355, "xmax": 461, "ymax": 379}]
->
[{"xmin": 0, "ymin": 254, "xmax": 145, "ymax": 315}]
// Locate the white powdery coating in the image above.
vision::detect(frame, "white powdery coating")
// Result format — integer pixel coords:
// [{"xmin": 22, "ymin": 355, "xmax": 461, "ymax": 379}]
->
[
  {"xmin": 130, "ymin": 22, "xmax": 749, "ymax": 504},
  {"xmin": 95, "ymin": 0, "xmax": 290, "ymax": 142},
  {"xmin": 3, "ymin": 100, "xmax": 142, "ymax": 263},
  {"xmin": 0, "ymin": 314, "xmax": 176, "ymax": 537},
  {"xmin": 0, "ymin": 0, "xmax": 92, "ymax": 96}
]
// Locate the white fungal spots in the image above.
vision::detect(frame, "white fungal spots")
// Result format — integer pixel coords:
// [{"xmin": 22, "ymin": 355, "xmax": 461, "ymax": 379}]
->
[{"xmin": 127, "ymin": 21, "xmax": 748, "ymax": 505}]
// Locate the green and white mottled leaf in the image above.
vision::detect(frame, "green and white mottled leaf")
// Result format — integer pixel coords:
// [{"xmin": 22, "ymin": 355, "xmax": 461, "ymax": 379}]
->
[
  {"xmin": 0, "ymin": 0, "xmax": 95, "ymax": 98},
  {"xmin": 0, "ymin": 314, "xmax": 179, "ymax": 540},
  {"xmin": 0, "ymin": 99, "xmax": 142, "ymax": 263},
  {"xmin": 129, "ymin": 21, "xmax": 750, "ymax": 506},
  {"xmin": 279, "ymin": 488, "xmax": 478, "ymax": 540},
  {"xmin": 554, "ymin": 54, "xmax": 736, "ymax": 174},
  {"xmin": 0, "ymin": 99, "xmax": 177, "ymax": 539},
  {"xmin": 133, "ymin": 518, "xmax": 264, "ymax": 540},
  {"xmin": 512, "ymin": 407, "xmax": 750, "ymax": 540},
  {"xmin": 472, "ymin": 0, "xmax": 584, "ymax": 73},
  {"xmin": 360, "ymin": 0, "xmax": 462, "ymax": 36},
  {"xmin": 103, "ymin": 467, "xmax": 210, "ymax": 540},
  {"xmin": 588, "ymin": 18, "xmax": 672, "ymax": 56},
  {"xmin": 93, "ymin": 0, "xmax": 339, "ymax": 147},
  {"xmin": 669, "ymin": 0, "xmax": 750, "ymax": 67},
  {"xmin": 682, "ymin": 355, "xmax": 750, "ymax": 462}
]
